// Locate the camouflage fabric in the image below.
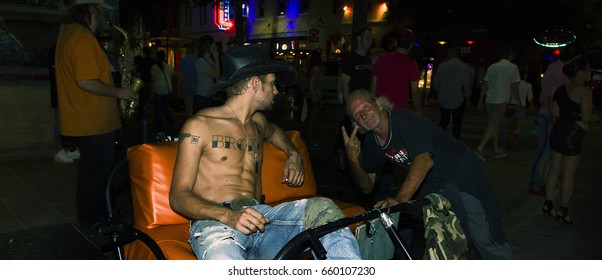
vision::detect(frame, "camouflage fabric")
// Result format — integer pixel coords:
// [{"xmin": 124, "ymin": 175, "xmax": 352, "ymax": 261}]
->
[
  {"xmin": 422, "ymin": 193, "xmax": 468, "ymax": 260},
  {"xmin": 303, "ymin": 197, "xmax": 345, "ymax": 229}
]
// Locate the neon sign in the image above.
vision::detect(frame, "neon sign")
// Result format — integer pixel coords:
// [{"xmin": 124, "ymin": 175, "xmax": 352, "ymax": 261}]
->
[
  {"xmin": 533, "ymin": 29, "xmax": 576, "ymax": 48},
  {"xmin": 214, "ymin": 0, "xmax": 233, "ymax": 31}
]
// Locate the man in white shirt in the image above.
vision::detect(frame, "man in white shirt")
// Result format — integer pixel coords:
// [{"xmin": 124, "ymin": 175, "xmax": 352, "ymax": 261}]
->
[
  {"xmin": 433, "ymin": 46, "xmax": 473, "ymax": 140},
  {"xmin": 475, "ymin": 46, "xmax": 520, "ymax": 161}
]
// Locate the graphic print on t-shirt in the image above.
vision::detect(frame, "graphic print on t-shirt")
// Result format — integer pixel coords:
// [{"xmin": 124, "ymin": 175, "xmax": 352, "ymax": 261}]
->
[{"xmin": 385, "ymin": 146, "xmax": 411, "ymax": 166}]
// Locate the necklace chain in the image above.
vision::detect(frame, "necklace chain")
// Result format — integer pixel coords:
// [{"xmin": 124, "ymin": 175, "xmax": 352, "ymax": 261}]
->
[{"xmin": 226, "ymin": 103, "xmax": 259, "ymax": 173}]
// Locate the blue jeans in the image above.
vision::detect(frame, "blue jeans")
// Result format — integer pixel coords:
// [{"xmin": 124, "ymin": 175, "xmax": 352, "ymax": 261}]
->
[
  {"xmin": 529, "ymin": 115, "xmax": 551, "ymax": 190},
  {"xmin": 189, "ymin": 199, "xmax": 361, "ymax": 260},
  {"xmin": 459, "ymin": 192, "xmax": 513, "ymax": 260}
]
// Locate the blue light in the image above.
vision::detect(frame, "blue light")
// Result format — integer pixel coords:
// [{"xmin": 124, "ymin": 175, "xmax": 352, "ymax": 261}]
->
[{"xmin": 286, "ymin": 0, "xmax": 300, "ymax": 18}]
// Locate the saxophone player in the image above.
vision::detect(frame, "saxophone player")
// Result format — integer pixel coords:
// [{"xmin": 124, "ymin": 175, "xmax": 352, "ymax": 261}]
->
[{"xmin": 55, "ymin": 0, "xmax": 137, "ymax": 231}]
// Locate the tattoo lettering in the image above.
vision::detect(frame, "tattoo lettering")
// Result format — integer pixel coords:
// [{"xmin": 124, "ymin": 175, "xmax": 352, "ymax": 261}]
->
[
  {"xmin": 211, "ymin": 135, "xmax": 256, "ymax": 151},
  {"xmin": 211, "ymin": 135, "xmax": 238, "ymax": 149},
  {"xmin": 179, "ymin": 133, "xmax": 200, "ymax": 145}
]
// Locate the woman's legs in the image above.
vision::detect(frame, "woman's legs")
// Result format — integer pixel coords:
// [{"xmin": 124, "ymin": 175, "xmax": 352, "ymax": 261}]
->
[
  {"xmin": 544, "ymin": 150, "xmax": 562, "ymax": 203},
  {"xmin": 559, "ymin": 154, "xmax": 582, "ymax": 209}
]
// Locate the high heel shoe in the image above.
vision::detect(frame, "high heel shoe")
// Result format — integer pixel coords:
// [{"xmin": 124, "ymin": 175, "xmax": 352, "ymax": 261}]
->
[
  {"xmin": 556, "ymin": 207, "xmax": 573, "ymax": 225},
  {"xmin": 541, "ymin": 200, "xmax": 555, "ymax": 217}
]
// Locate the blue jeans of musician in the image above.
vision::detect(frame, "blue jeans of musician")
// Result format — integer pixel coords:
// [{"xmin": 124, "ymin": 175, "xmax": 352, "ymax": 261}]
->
[
  {"xmin": 190, "ymin": 199, "xmax": 362, "ymax": 260},
  {"xmin": 529, "ymin": 115, "xmax": 551, "ymax": 191}
]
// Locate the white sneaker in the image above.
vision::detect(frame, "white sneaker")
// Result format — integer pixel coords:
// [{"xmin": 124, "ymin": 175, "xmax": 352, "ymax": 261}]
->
[
  {"xmin": 54, "ymin": 150, "xmax": 74, "ymax": 163},
  {"xmin": 67, "ymin": 148, "xmax": 80, "ymax": 160}
]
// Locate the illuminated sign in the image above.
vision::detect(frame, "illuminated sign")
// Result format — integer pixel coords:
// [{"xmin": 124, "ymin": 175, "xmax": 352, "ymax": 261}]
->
[
  {"xmin": 214, "ymin": 0, "xmax": 233, "ymax": 31},
  {"xmin": 275, "ymin": 40, "xmax": 297, "ymax": 51},
  {"xmin": 533, "ymin": 29, "xmax": 576, "ymax": 48}
]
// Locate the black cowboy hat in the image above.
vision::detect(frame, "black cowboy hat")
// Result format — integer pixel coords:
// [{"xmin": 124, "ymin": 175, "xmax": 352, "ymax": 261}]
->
[{"xmin": 208, "ymin": 44, "xmax": 297, "ymax": 96}]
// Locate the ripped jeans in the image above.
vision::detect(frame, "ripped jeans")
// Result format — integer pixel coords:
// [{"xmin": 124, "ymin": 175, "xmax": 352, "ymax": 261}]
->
[{"xmin": 189, "ymin": 198, "xmax": 361, "ymax": 260}]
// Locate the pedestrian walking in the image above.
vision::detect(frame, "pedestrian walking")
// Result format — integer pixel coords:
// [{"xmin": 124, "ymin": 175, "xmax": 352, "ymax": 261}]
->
[
  {"xmin": 475, "ymin": 46, "xmax": 520, "ymax": 161},
  {"xmin": 432, "ymin": 45, "xmax": 473, "ymax": 140}
]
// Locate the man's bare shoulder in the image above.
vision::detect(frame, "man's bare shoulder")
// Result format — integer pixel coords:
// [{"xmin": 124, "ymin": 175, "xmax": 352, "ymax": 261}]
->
[{"xmin": 179, "ymin": 106, "xmax": 230, "ymax": 143}]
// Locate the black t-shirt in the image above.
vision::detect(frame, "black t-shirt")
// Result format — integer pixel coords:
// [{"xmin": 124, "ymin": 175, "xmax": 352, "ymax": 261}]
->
[
  {"xmin": 361, "ymin": 110, "xmax": 508, "ymax": 244},
  {"xmin": 340, "ymin": 52, "xmax": 372, "ymax": 92},
  {"xmin": 361, "ymin": 110, "xmax": 466, "ymax": 184}
]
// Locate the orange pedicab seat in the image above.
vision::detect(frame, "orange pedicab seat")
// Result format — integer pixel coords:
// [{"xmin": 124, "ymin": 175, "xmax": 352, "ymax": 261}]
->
[{"xmin": 123, "ymin": 130, "xmax": 365, "ymax": 260}]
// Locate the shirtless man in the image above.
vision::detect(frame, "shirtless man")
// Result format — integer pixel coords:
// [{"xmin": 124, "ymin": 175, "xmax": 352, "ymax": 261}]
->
[{"xmin": 169, "ymin": 44, "xmax": 361, "ymax": 260}]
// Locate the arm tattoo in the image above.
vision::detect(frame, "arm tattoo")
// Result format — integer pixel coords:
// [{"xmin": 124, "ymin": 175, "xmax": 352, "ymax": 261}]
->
[{"xmin": 179, "ymin": 133, "xmax": 200, "ymax": 145}]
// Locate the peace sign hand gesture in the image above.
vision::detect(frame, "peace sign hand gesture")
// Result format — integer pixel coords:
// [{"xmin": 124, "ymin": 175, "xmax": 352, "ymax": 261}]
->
[{"xmin": 341, "ymin": 125, "xmax": 361, "ymax": 163}]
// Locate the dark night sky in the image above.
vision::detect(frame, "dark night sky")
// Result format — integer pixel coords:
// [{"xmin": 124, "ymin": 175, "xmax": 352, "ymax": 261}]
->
[{"xmin": 395, "ymin": 0, "xmax": 588, "ymax": 44}]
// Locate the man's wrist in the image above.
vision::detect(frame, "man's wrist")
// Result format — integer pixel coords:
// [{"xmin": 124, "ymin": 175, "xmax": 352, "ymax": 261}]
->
[
  {"xmin": 394, "ymin": 194, "xmax": 410, "ymax": 203},
  {"xmin": 287, "ymin": 151, "xmax": 301, "ymax": 161}
]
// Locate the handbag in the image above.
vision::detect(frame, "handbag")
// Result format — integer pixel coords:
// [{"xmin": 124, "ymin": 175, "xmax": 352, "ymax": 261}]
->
[{"xmin": 354, "ymin": 212, "xmax": 400, "ymax": 260}]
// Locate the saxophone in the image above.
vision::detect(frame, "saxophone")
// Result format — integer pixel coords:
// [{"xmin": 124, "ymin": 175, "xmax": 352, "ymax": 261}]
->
[{"xmin": 112, "ymin": 24, "xmax": 143, "ymax": 119}]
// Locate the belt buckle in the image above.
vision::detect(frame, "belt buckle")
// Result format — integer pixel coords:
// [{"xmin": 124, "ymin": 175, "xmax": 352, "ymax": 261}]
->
[{"xmin": 229, "ymin": 197, "xmax": 258, "ymax": 211}]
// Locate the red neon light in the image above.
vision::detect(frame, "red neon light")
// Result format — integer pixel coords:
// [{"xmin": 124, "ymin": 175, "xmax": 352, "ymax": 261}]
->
[
  {"xmin": 553, "ymin": 49, "xmax": 561, "ymax": 55},
  {"xmin": 214, "ymin": 0, "xmax": 233, "ymax": 31},
  {"xmin": 466, "ymin": 40, "xmax": 474, "ymax": 45}
]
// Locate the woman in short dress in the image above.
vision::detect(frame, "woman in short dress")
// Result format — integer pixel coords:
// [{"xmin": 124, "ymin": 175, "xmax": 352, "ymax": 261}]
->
[{"xmin": 542, "ymin": 56, "xmax": 598, "ymax": 224}]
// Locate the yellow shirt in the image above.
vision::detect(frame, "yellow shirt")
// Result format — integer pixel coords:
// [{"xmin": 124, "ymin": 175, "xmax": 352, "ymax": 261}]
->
[{"xmin": 55, "ymin": 23, "xmax": 121, "ymax": 136}]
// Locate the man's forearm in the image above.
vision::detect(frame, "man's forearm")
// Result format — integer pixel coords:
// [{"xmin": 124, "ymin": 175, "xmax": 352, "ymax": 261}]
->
[
  {"xmin": 170, "ymin": 188, "xmax": 231, "ymax": 222},
  {"xmin": 393, "ymin": 153, "xmax": 433, "ymax": 202},
  {"xmin": 266, "ymin": 124, "xmax": 299, "ymax": 158},
  {"xmin": 77, "ymin": 79, "xmax": 119, "ymax": 98}
]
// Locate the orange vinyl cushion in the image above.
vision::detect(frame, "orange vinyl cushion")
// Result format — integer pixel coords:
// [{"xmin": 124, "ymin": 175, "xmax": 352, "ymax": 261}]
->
[
  {"xmin": 127, "ymin": 141, "xmax": 187, "ymax": 229},
  {"xmin": 124, "ymin": 130, "xmax": 365, "ymax": 259}
]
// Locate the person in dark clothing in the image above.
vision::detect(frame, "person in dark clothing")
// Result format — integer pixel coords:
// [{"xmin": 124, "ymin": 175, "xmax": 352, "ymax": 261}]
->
[
  {"xmin": 342, "ymin": 89, "xmax": 513, "ymax": 259},
  {"xmin": 335, "ymin": 27, "xmax": 373, "ymax": 173},
  {"xmin": 150, "ymin": 50, "xmax": 175, "ymax": 135},
  {"xmin": 542, "ymin": 56, "xmax": 601, "ymax": 224},
  {"xmin": 55, "ymin": 1, "xmax": 137, "ymax": 229},
  {"xmin": 135, "ymin": 46, "xmax": 156, "ymax": 121}
]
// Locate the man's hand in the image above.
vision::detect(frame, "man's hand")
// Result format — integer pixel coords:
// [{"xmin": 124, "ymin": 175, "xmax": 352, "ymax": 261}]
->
[
  {"xmin": 116, "ymin": 87, "xmax": 138, "ymax": 102},
  {"xmin": 282, "ymin": 152, "xmax": 304, "ymax": 187},
  {"xmin": 342, "ymin": 125, "xmax": 361, "ymax": 163},
  {"xmin": 226, "ymin": 207, "xmax": 270, "ymax": 235},
  {"xmin": 374, "ymin": 197, "xmax": 403, "ymax": 209}
]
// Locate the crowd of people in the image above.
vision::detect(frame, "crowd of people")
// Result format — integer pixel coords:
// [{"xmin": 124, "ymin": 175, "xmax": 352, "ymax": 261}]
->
[{"xmin": 50, "ymin": 0, "xmax": 600, "ymax": 260}]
